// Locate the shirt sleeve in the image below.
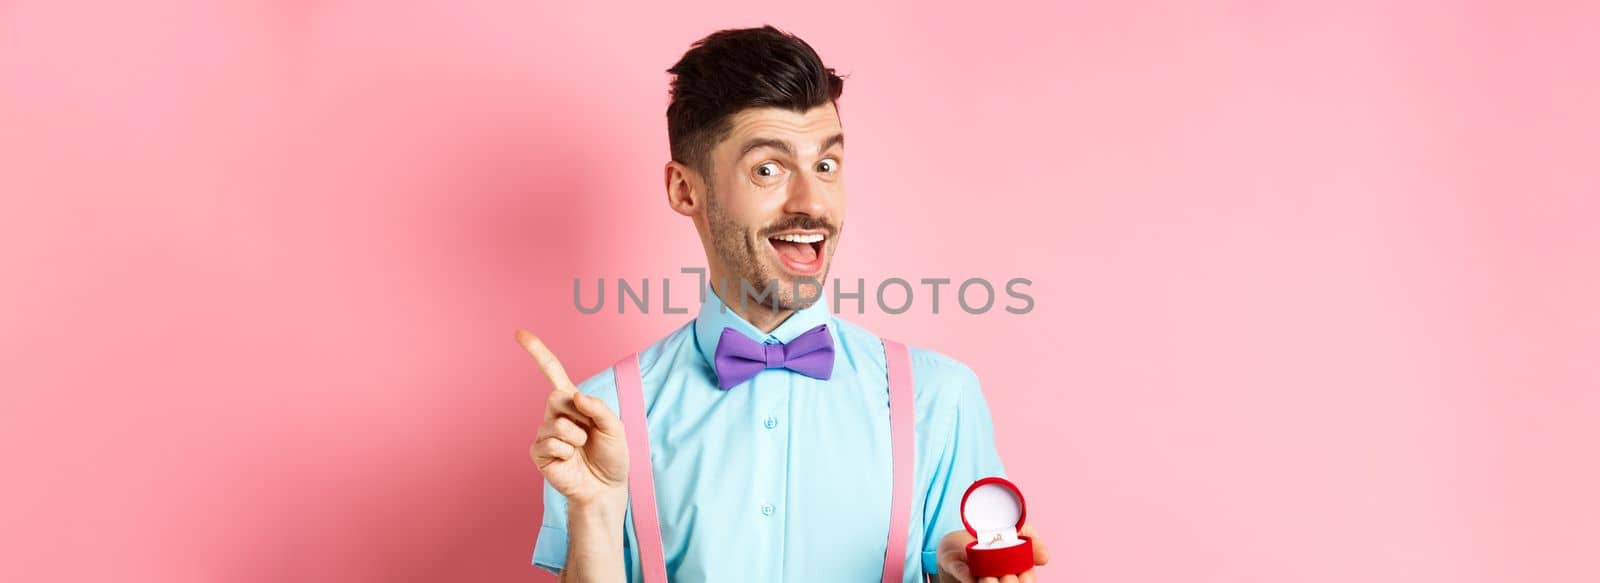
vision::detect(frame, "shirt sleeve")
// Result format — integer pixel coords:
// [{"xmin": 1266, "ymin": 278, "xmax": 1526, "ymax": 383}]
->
[
  {"xmin": 532, "ymin": 478, "xmax": 643, "ymax": 580},
  {"xmin": 532, "ymin": 475, "xmax": 572, "ymax": 574},
  {"xmin": 914, "ymin": 352, "xmax": 1008, "ymax": 576}
]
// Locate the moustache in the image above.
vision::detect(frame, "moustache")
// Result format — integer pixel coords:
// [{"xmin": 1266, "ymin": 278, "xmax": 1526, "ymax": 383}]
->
[{"xmin": 761, "ymin": 217, "xmax": 837, "ymax": 237}]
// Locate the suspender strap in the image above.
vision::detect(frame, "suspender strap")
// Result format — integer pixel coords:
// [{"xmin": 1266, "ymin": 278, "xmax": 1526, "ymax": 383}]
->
[
  {"xmin": 614, "ymin": 355, "xmax": 669, "ymax": 583},
  {"xmin": 882, "ymin": 339, "xmax": 916, "ymax": 583},
  {"xmin": 615, "ymin": 340, "xmax": 916, "ymax": 583}
]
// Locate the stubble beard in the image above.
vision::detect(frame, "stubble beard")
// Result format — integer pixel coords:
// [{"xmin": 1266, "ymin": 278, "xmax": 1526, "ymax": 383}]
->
[{"xmin": 705, "ymin": 184, "xmax": 823, "ymax": 312}]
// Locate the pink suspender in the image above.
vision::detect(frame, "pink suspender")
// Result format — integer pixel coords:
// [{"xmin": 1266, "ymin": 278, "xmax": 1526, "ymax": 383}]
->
[
  {"xmin": 614, "ymin": 355, "xmax": 670, "ymax": 583},
  {"xmin": 612, "ymin": 339, "xmax": 916, "ymax": 583},
  {"xmin": 881, "ymin": 339, "xmax": 916, "ymax": 583}
]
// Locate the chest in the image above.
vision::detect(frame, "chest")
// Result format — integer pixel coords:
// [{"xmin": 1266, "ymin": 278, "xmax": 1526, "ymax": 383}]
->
[{"xmin": 639, "ymin": 371, "xmax": 900, "ymax": 578}]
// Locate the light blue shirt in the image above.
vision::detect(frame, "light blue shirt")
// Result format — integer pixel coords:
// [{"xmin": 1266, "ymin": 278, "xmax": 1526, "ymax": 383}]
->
[{"xmin": 533, "ymin": 286, "xmax": 1007, "ymax": 582}]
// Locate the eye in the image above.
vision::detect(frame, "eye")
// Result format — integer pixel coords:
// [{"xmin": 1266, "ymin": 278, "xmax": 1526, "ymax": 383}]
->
[
  {"xmin": 816, "ymin": 158, "xmax": 839, "ymax": 173},
  {"xmin": 754, "ymin": 162, "xmax": 782, "ymax": 178}
]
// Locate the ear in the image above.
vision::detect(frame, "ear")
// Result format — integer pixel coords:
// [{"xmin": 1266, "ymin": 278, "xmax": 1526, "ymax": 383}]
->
[{"xmin": 665, "ymin": 160, "xmax": 701, "ymax": 217}]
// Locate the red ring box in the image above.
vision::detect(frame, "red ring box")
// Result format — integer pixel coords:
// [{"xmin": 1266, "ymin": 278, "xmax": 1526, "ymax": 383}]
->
[{"xmin": 961, "ymin": 476, "xmax": 1034, "ymax": 578}]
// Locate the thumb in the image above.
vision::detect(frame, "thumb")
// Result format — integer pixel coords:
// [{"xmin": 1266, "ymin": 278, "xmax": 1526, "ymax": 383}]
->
[{"xmin": 572, "ymin": 392, "xmax": 625, "ymax": 438}]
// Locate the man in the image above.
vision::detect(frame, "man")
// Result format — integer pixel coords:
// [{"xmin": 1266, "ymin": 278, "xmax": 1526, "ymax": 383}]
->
[{"xmin": 518, "ymin": 25, "xmax": 1049, "ymax": 583}]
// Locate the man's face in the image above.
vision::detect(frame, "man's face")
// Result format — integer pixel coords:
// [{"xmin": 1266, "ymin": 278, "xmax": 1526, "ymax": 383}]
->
[{"xmin": 702, "ymin": 103, "xmax": 844, "ymax": 310}]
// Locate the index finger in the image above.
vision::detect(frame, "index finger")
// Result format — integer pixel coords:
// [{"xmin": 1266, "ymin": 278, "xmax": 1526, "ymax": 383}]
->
[{"xmin": 516, "ymin": 329, "xmax": 576, "ymax": 394}]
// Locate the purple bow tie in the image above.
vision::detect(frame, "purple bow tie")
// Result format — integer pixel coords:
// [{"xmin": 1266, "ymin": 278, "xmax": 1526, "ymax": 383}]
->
[{"xmin": 713, "ymin": 324, "xmax": 835, "ymax": 389}]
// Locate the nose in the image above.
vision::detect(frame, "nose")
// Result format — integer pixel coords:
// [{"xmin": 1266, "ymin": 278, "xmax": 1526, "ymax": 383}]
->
[{"xmin": 781, "ymin": 169, "xmax": 828, "ymax": 219}]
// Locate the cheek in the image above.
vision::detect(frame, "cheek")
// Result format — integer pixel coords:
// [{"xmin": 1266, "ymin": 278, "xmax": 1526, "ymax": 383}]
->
[{"xmin": 723, "ymin": 187, "xmax": 786, "ymax": 226}]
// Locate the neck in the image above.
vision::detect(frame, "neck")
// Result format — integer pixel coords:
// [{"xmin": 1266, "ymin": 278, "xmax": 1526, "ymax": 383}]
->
[{"xmin": 710, "ymin": 278, "xmax": 797, "ymax": 334}]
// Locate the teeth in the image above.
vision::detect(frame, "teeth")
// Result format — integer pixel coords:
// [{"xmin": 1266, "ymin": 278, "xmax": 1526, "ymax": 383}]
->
[{"xmin": 772, "ymin": 233, "xmax": 825, "ymax": 244}]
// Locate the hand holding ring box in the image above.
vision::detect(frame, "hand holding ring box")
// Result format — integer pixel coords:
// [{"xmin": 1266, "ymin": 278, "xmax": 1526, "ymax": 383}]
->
[{"xmin": 960, "ymin": 476, "xmax": 1033, "ymax": 578}]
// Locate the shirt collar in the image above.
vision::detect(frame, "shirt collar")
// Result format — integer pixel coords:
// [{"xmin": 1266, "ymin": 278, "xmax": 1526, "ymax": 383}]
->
[{"xmin": 693, "ymin": 282, "xmax": 835, "ymax": 372}]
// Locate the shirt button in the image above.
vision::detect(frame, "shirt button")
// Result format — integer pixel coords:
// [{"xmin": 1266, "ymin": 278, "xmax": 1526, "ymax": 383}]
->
[
  {"xmin": 763, "ymin": 416, "xmax": 778, "ymax": 429},
  {"xmin": 760, "ymin": 503, "xmax": 775, "ymax": 516}
]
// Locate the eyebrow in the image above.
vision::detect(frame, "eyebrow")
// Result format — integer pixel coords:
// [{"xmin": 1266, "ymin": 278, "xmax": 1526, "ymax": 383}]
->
[{"xmin": 737, "ymin": 133, "xmax": 845, "ymax": 160}]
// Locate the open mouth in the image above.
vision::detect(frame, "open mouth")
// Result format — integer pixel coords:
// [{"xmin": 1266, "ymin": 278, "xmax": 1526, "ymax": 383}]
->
[{"xmin": 767, "ymin": 231, "xmax": 827, "ymax": 276}]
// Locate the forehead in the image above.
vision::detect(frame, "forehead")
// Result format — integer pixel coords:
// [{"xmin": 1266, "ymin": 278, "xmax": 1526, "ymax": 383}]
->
[{"xmin": 718, "ymin": 104, "xmax": 842, "ymax": 158}]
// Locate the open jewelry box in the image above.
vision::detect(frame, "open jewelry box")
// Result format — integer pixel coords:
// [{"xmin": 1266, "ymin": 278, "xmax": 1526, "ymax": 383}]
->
[{"xmin": 960, "ymin": 476, "xmax": 1034, "ymax": 577}]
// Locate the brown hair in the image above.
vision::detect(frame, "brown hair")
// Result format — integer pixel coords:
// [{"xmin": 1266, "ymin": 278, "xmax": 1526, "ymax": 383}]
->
[{"xmin": 666, "ymin": 25, "xmax": 846, "ymax": 179}]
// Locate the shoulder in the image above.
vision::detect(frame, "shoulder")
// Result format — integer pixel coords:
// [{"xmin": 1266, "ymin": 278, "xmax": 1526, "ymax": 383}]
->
[
  {"xmin": 903, "ymin": 344, "xmax": 985, "ymax": 434},
  {"xmin": 831, "ymin": 318, "xmax": 985, "ymax": 422},
  {"xmin": 570, "ymin": 320, "xmax": 699, "ymax": 408},
  {"xmin": 906, "ymin": 345, "xmax": 981, "ymax": 390}
]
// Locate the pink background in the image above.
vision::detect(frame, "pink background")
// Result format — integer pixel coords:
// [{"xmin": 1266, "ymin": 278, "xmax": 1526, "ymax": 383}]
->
[{"xmin": 2, "ymin": 1, "xmax": 1596, "ymax": 581}]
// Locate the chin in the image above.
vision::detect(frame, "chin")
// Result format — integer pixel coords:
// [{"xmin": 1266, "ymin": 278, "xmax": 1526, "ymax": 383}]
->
[
  {"xmin": 737, "ymin": 266, "xmax": 829, "ymax": 310},
  {"xmin": 776, "ymin": 268, "xmax": 830, "ymax": 307}
]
